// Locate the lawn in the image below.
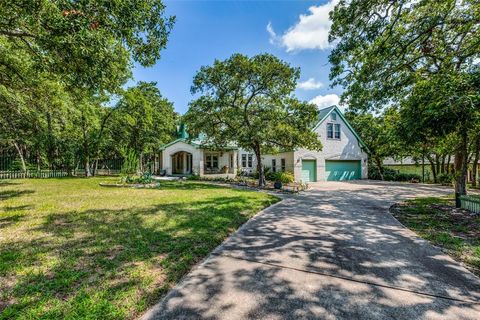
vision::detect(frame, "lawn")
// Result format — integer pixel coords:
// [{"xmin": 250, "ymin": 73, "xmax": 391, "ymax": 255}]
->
[
  {"xmin": 391, "ymin": 197, "xmax": 480, "ymax": 277},
  {"xmin": 0, "ymin": 177, "xmax": 278, "ymax": 319}
]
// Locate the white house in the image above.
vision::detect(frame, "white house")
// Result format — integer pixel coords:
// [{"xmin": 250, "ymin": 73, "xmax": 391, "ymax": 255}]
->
[{"xmin": 159, "ymin": 106, "xmax": 368, "ymax": 182}]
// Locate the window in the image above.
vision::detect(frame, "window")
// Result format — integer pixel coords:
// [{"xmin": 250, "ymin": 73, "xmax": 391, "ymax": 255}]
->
[
  {"xmin": 230, "ymin": 154, "xmax": 233, "ymax": 168},
  {"xmin": 281, "ymin": 158, "xmax": 286, "ymax": 172},
  {"xmin": 272, "ymin": 159, "xmax": 276, "ymax": 173},
  {"xmin": 331, "ymin": 112, "xmax": 337, "ymax": 121},
  {"xmin": 334, "ymin": 124, "xmax": 341, "ymax": 139},
  {"xmin": 242, "ymin": 154, "xmax": 247, "ymax": 167},
  {"xmin": 247, "ymin": 154, "xmax": 253, "ymax": 168},
  {"xmin": 327, "ymin": 123, "xmax": 334, "ymax": 139},
  {"xmin": 206, "ymin": 154, "xmax": 218, "ymax": 168}
]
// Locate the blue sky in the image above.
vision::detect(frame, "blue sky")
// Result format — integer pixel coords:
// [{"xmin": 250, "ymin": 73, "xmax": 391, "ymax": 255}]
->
[{"xmin": 130, "ymin": 0, "xmax": 341, "ymax": 114}]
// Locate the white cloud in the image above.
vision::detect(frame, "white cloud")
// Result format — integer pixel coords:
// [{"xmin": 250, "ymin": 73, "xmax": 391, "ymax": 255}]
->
[
  {"xmin": 268, "ymin": 0, "xmax": 339, "ymax": 52},
  {"xmin": 266, "ymin": 22, "xmax": 277, "ymax": 45},
  {"xmin": 297, "ymin": 78, "xmax": 324, "ymax": 90},
  {"xmin": 309, "ymin": 93, "xmax": 344, "ymax": 111}
]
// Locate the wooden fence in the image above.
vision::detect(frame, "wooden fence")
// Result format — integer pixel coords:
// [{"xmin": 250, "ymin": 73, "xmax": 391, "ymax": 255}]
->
[
  {"xmin": 460, "ymin": 195, "xmax": 480, "ymax": 214},
  {"xmin": 0, "ymin": 170, "xmax": 69, "ymax": 179},
  {"xmin": 0, "ymin": 169, "xmax": 121, "ymax": 179}
]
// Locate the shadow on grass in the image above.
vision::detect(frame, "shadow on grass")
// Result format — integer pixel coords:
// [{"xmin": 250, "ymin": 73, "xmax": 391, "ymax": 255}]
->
[
  {"xmin": 156, "ymin": 181, "xmax": 235, "ymax": 191},
  {"xmin": 0, "ymin": 194, "xmax": 277, "ymax": 319},
  {"xmin": 0, "ymin": 189, "xmax": 34, "ymax": 200}
]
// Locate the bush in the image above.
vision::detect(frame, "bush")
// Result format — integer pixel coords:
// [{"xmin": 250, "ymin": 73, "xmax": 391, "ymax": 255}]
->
[
  {"xmin": 438, "ymin": 173, "xmax": 454, "ymax": 185},
  {"xmin": 138, "ymin": 172, "xmax": 153, "ymax": 184},
  {"xmin": 368, "ymin": 167, "xmax": 397, "ymax": 180},
  {"xmin": 120, "ymin": 148, "xmax": 138, "ymax": 176},
  {"xmin": 369, "ymin": 166, "xmax": 421, "ymax": 182},
  {"xmin": 394, "ymin": 173, "xmax": 421, "ymax": 182},
  {"xmin": 274, "ymin": 171, "xmax": 295, "ymax": 184}
]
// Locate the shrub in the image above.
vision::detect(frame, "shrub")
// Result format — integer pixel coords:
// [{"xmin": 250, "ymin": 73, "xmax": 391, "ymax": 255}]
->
[
  {"xmin": 368, "ymin": 166, "xmax": 421, "ymax": 182},
  {"xmin": 138, "ymin": 172, "xmax": 153, "ymax": 184},
  {"xmin": 274, "ymin": 171, "xmax": 295, "ymax": 184},
  {"xmin": 438, "ymin": 173, "xmax": 454, "ymax": 185},
  {"xmin": 394, "ymin": 173, "xmax": 421, "ymax": 182},
  {"xmin": 120, "ymin": 148, "xmax": 138, "ymax": 176},
  {"xmin": 368, "ymin": 167, "xmax": 397, "ymax": 180}
]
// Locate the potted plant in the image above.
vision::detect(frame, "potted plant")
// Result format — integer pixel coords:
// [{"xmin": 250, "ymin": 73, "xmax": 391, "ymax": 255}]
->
[{"xmin": 273, "ymin": 171, "xmax": 294, "ymax": 189}]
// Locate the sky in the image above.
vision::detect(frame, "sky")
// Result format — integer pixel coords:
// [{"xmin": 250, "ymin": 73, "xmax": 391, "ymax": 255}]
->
[{"xmin": 130, "ymin": 0, "xmax": 342, "ymax": 114}]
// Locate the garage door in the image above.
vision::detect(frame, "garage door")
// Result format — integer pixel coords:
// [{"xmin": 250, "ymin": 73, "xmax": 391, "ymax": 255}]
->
[
  {"xmin": 325, "ymin": 160, "xmax": 361, "ymax": 181},
  {"xmin": 301, "ymin": 160, "xmax": 317, "ymax": 182}
]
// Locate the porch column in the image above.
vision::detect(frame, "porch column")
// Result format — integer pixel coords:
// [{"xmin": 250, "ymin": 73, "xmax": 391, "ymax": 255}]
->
[
  {"xmin": 183, "ymin": 152, "xmax": 188, "ymax": 174},
  {"xmin": 199, "ymin": 150, "xmax": 204, "ymax": 176}
]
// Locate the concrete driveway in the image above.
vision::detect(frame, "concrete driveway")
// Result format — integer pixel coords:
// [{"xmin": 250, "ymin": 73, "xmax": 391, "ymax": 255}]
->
[{"xmin": 142, "ymin": 181, "xmax": 480, "ymax": 320}]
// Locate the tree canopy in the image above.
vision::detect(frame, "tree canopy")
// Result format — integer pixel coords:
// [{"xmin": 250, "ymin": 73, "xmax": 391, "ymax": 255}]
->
[
  {"xmin": 329, "ymin": 0, "xmax": 480, "ymax": 203},
  {"xmin": 184, "ymin": 53, "xmax": 322, "ymax": 186},
  {"xmin": 0, "ymin": 1, "xmax": 176, "ymax": 176}
]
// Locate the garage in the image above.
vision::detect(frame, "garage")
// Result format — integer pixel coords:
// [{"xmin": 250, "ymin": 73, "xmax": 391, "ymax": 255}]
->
[
  {"xmin": 325, "ymin": 160, "xmax": 361, "ymax": 181},
  {"xmin": 301, "ymin": 159, "xmax": 317, "ymax": 182}
]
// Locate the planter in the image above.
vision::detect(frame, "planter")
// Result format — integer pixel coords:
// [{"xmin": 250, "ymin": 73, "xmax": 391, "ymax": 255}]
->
[{"xmin": 273, "ymin": 181, "xmax": 282, "ymax": 189}]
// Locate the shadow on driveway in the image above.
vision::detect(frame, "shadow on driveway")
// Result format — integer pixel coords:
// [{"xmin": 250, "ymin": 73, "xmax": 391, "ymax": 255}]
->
[{"xmin": 142, "ymin": 181, "xmax": 480, "ymax": 320}]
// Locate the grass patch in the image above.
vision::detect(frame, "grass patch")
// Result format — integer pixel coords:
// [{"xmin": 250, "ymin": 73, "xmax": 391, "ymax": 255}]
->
[
  {"xmin": 391, "ymin": 196, "xmax": 480, "ymax": 276},
  {"xmin": 0, "ymin": 177, "xmax": 279, "ymax": 319}
]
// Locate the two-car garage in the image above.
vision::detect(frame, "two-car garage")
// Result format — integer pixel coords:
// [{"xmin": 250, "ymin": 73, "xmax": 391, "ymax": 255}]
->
[{"xmin": 301, "ymin": 159, "xmax": 362, "ymax": 182}]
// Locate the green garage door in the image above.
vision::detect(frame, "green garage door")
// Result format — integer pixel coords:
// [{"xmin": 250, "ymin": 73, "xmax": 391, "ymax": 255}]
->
[
  {"xmin": 301, "ymin": 160, "xmax": 317, "ymax": 182},
  {"xmin": 325, "ymin": 160, "xmax": 361, "ymax": 181}
]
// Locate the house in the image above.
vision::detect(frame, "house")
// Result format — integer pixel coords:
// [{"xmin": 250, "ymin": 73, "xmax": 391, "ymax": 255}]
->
[{"xmin": 159, "ymin": 106, "xmax": 368, "ymax": 182}]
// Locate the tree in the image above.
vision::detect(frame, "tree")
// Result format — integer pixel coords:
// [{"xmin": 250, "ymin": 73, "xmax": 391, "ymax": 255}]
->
[
  {"xmin": 0, "ymin": 0, "xmax": 175, "ymax": 93},
  {"xmin": 111, "ymin": 82, "xmax": 176, "ymax": 172},
  {"xmin": 184, "ymin": 53, "xmax": 322, "ymax": 186},
  {"xmin": 329, "ymin": 0, "xmax": 480, "ymax": 206},
  {"xmin": 0, "ymin": 1, "xmax": 175, "ymax": 176},
  {"xmin": 345, "ymin": 108, "xmax": 402, "ymax": 180}
]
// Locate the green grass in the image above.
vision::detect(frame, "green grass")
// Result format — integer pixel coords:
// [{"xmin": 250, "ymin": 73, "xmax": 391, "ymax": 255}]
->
[
  {"xmin": 0, "ymin": 177, "xmax": 279, "ymax": 319},
  {"xmin": 391, "ymin": 196, "xmax": 480, "ymax": 276}
]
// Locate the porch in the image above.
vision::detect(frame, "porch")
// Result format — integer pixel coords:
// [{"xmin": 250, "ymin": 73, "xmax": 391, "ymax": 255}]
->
[{"xmin": 202, "ymin": 150, "xmax": 237, "ymax": 176}]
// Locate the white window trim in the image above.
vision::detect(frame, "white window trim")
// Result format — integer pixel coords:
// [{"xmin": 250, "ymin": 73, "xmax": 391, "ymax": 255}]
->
[{"xmin": 327, "ymin": 123, "xmax": 341, "ymax": 140}]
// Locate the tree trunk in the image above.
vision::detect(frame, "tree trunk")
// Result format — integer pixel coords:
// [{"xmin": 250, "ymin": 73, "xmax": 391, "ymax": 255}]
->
[
  {"xmin": 13, "ymin": 141, "xmax": 27, "ymax": 172},
  {"xmin": 46, "ymin": 112, "xmax": 55, "ymax": 169},
  {"xmin": 454, "ymin": 132, "xmax": 468, "ymax": 208},
  {"xmin": 426, "ymin": 155, "xmax": 437, "ymax": 183},
  {"xmin": 253, "ymin": 144, "xmax": 265, "ymax": 187},
  {"xmin": 80, "ymin": 111, "xmax": 92, "ymax": 177},
  {"xmin": 139, "ymin": 152, "xmax": 144, "ymax": 174},
  {"xmin": 446, "ymin": 154, "xmax": 451, "ymax": 174},
  {"xmin": 374, "ymin": 157, "xmax": 384, "ymax": 180},
  {"xmin": 440, "ymin": 155, "xmax": 446, "ymax": 174},
  {"xmin": 472, "ymin": 136, "xmax": 480, "ymax": 188}
]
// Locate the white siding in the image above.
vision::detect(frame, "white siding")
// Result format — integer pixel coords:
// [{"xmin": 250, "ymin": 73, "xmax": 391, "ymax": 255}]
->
[
  {"xmin": 162, "ymin": 141, "xmax": 202, "ymax": 175},
  {"xmin": 293, "ymin": 110, "xmax": 368, "ymax": 181}
]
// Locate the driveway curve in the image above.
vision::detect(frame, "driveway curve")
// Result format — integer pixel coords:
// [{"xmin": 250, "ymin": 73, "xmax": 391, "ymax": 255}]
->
[{"xmin": 142, "ymin": 181, "xmax": 480, "ymax": 320}]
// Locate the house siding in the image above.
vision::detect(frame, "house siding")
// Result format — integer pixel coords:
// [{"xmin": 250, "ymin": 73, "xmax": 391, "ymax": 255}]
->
[{"xmin": 293, "ymin": 111, "xmax": 368, "ymax": 181}]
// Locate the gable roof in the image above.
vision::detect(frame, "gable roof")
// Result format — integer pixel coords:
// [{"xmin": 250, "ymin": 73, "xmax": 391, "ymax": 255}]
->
[
  {"xmin": 314, "ymin": 106, "xmax": 369, "ymax": 152},
  {"xmin": 159, "ymin": 134, "xmax": 238, "ymax": 151},
  {"xmin": 159, "ymin": 138, "xmax": 201, "ymax": 151}
]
